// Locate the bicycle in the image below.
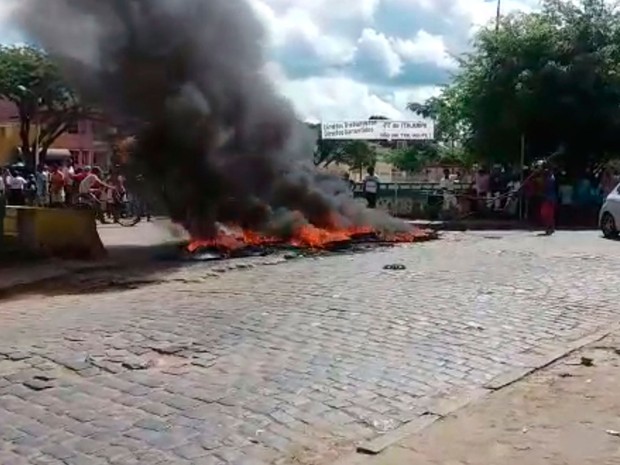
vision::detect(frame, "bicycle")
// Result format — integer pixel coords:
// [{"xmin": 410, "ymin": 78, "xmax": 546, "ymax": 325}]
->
[
  {"xmin": 76, "ymin": 190, "xmax": 141, "ymax": 227},
  {"xmin": 113, "ymin": 194, "xmax": 142, "ymax": 227}
]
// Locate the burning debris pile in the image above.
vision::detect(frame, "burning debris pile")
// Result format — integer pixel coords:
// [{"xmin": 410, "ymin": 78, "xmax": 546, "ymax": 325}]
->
[
  {"xmin": 14, "ymin": 0, "xmax": 437, "ymax": 252},
  {"xmin": 185, "ymin": 223, "xmax": 436, "ymax": 260}
]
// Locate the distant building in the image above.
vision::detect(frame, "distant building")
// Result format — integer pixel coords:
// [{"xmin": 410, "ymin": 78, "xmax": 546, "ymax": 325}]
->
[{"xmin": 0, "ymin": 99, "xmax": 111, "ymax": 168}]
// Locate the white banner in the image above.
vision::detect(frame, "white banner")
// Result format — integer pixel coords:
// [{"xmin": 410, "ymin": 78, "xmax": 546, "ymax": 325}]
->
[{"xmin": 320, "ymin": 119, "xmax": 434, "ymax": 140}]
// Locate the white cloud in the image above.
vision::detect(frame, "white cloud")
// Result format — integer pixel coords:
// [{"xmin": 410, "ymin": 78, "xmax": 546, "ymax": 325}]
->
[
  {"xmin": 355, "ymin": 28, "xmax": 402, "ymax": 78},
  {"xmin": 1, "ymin": 0, "xmax": 543, "ymax": 121},
  {"xmin": 249, "ymin": 0, "xmax": 536, "ymax": 121},
  {"xmin": 393, "ymin": 30, "xmax": 457, "ymax": 69},
  {"xmin": 0, "ymin": 0, "xmax": 20, "ymax": 43},
  {"xmin": 281, "ymin": 76, "xmax": 405, "ymax": 122}
]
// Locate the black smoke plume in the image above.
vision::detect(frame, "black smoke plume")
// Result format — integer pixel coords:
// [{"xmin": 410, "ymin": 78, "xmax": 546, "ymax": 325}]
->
[{"xmin": 14, "ymin": 0, "xmax": 408, "ymax": 237}]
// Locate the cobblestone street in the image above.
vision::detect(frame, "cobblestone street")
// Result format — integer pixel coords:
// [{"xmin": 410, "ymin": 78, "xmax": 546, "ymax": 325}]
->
[{"xmin": 0, "ymin": 231, "xmax": 618, "ymax": 465}]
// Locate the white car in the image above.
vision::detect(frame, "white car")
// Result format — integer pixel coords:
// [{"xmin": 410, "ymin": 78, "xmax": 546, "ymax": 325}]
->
[{"xmin": 599, "ymin": 182, "xmax": 620, "ymax": 238}]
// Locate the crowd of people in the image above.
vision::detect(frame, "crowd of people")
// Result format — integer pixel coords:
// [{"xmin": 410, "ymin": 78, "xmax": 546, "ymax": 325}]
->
[
  {"xmin": 0, "ymin": 160, "xmax": 146, "ymax": 222},
  {"xmin": 471, "ymin": 164, "xmax": 619, "ymax": 226},
  {"xmin": 352, "ymin": 162, "xmax": 620, "ymax": 233}
]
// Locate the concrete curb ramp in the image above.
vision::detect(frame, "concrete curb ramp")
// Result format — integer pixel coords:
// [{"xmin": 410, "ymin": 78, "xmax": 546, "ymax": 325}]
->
[{"xmin": 6, "ymin": 206, "xmax": 105, "ymax": 260}]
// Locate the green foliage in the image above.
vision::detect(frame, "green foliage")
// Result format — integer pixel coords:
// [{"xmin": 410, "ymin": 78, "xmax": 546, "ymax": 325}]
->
[
  {"xmin": 431, "ymin": 0, "xmax": 620, "ymax": 170},
  {"xmin": 313, "ymin": 139, "xmax": 347, "ymax": 167},
  {"xmin": 402, "ymin": 97, "xmax": 469, "ymax": 171},
  {"xmin": 310, "ymin": 122, "xmax": 377, "ymax": 170},
  {"xmin": 0, "ymin": 45, "xmax": 90, "ymax": 167},
  {"xmin": 388, "ymin": 142, "xmax": 438, "ymax": 172},
  {"xmin": 340, "ymin": 140, "xmax": 377, "ymax": 172}
]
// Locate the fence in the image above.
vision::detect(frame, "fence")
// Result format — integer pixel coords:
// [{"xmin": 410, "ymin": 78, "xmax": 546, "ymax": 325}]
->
[{"xmin": 351, "ymin": 182, "xmax": 481, "ymax": 219}]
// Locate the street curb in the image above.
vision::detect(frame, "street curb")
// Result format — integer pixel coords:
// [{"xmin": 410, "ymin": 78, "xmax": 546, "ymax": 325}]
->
[
  {"xmin": 484, "ymin": 325, "xmax": 619, "ymax": 390},
  {"xmin": 408, "ymin": 220, "xmax": 599, "ymax": 232},
  {"xmin": 341, "ymin": 323, "xmax": 620, "ymax": 462},
  {"xmin": 356, "ymin": 413, "xmax": 440, "ymax": 455},
  {"xmin": 0, "ymin": 261, "xmax": 121, "ymax": 300}
]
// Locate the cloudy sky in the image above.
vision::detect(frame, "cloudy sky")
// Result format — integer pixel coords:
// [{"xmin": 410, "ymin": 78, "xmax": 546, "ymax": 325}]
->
[{"xmin": 0, "ymin": 0, "xmax": 539, "ymax": 122}]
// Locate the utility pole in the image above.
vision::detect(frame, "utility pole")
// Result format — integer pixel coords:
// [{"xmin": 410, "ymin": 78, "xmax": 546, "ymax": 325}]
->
[
  {"xmin": 519, "ymin": 133, "xmax": 525, "ymax": 220},
  {"xmin": 495, "ymin": 0, "xmax": 501, "ymax": 31}
]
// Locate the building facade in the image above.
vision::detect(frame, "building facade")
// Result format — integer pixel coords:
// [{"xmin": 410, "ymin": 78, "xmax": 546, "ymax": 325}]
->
[{"xmin": 0, "ymin": 99, "xmax": 110, "ymax": 168}]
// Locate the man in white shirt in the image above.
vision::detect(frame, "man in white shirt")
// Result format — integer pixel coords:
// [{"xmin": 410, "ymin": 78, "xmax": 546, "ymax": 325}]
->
[
  {"xmin": 362, "ymin": 166, "xmax": 380, "ymax": 209},
  {"xmin": 440, "ymin": 168, "xmax": 458, "ymax": 211},
  {"xmin": 79, "ymin": 167, "xmax": 102, "ymax": 194},
  {"xmin": 7, "ymin": 170, "xmax": 26, "ymax": 205},
  {"xmin": 79, "ymin": 166, "xmax": 115, "ymax": 204}
]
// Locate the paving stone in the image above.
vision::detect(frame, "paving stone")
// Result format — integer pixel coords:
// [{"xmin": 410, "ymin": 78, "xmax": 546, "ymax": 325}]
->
[
  {"xmin": 62, "ymin": 454, "xmax": 107, "ymax": 465},
  {"xmin": 140, "ymin": 402, "xmax": 177, "ymax": 417},
  {"xmin": 172, "ymin": 444, "xmax": 209, "ymax": 460},
  {"xmin": 40, "ymin": 444, "xmax": 76, "ymax": 460},
  {"xmin": 7, "ymin": 352, "xmax": 31, "ymax": 361},
  {"xmin": 71, "ymin": 438, "xmax": 106, "ymax": 454},
  {"xmin": 133, "ymin": 418, "xmax": 171, "ymax": 432},
  {"xmin": 0, "ymin": 232, "xmax": 618, "ymax": 465}
]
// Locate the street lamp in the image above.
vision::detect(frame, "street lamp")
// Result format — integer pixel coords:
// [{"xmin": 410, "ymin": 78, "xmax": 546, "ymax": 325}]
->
[{"xmin": 16, "ymin": 85, "xmax": 43, "ymax": 167}]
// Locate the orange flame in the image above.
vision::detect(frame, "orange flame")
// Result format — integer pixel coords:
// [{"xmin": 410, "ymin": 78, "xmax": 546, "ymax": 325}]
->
[{"xmin": 187, "ymin": 223, "xmax": 433, "ymax": 253}]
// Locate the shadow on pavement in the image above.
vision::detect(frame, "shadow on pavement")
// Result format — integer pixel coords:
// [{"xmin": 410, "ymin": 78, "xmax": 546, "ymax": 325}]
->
[{"xmin": 0, "ymin": 241, "xmax": 191, "ymax": 300}]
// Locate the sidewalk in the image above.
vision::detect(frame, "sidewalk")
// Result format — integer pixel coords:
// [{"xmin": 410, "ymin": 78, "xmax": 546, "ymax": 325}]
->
[
  {"xmin": 344, "ymin": 330, "xmax": 620, "ymax": 465},
  {"xmin": 409, "ymin": 218, "xmax": 529, "ymax": 231},
  {"xmin": 0, "ymin": 219, "xmax": 184, "ymax": 294}
]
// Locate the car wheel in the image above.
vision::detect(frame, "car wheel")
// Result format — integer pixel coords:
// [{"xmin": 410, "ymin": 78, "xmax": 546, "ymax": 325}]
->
[{"xmin": 601, "ymin": 212, "xmax": 619, "ymax": 238}]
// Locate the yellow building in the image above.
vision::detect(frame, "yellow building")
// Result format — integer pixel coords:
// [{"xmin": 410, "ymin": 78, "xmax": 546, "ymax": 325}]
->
[
  {"xmin": 0, "ymin": 123, "xmax": 74, "ymax": 166},
  {"xmin": 0, "ymin": 123, "xmax": 24, "ymax": 165}
]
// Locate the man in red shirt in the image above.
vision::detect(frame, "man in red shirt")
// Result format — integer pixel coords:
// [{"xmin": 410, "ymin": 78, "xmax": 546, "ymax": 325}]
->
[{"xmin": 68, "ymin": 167, "xmax": 89, "ymax": 206}]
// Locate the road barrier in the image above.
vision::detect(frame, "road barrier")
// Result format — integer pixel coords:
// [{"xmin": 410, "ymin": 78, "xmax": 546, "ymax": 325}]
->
[
  {"xmin": 352, "ymin": 182, "xmax": 473, "ymax": 218},
  {"xmin": 4, "ymin": 206, "xmax": 105, "ymax": 259}
]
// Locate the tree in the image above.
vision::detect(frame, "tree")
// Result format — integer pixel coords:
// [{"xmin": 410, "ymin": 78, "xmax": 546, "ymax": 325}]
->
[
  {"xmin": 306, "ymin": 122, "xmax": 344, "ymax": 167},
  {"xmin": 435, "ymin": 0, "xmax": 620, "ymax": 171},
  {"xmin": 0, "ymin": 46, "xmax": 92, "ymax": 167},
  {"xmin": 341, "ymin": 140, "xmax": 376, "ymax": 175},
  {"xmin": 401, "ymin": 96, "xmax": 467, "ymax": 171},
  {"xmin": 388, "ymin": 143, "xmax": 438, "ymax": 173},
  {"xmin": 313, "ymin": 139, "xmax": 348, "ymax": 167}
]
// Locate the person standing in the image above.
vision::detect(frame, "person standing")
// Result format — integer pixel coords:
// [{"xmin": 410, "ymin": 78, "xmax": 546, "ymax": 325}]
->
[
  {"xmin": 440, "ymin": 168, "xmax": 457, "ymax": 212},
  {"xmin": 362, "ymin": 166, "xmax": 380, "ymax": 209},
  {"xmin": 342, "ymin": 172, "xmax": 355, "ymax": 195},
  {"xmin": 7, "ymin": 170, "xmax": 26, "ymax": 205},
  {"xmin": 474, "ymin": 168, "xmax": 490, "ymax": 213},
  {"xmin": 62, "ymin": 159, "xmax": 75, "ymax": 206},
  {"xmin": 35, "ymin": 164, "xmax": 50, "ymax": 206},
  {"xmin": 49, "ymin": 164, "xmax": 66, "ymax": 207},
  {"xmin": 540, "ymin": 167, "xmax": 558, "ymax": 235}
]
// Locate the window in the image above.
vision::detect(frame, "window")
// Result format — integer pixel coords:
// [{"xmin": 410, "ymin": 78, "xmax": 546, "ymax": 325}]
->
[{"xmin": 67, "ymin": 122, "xmax": 79, "ymax": 134}]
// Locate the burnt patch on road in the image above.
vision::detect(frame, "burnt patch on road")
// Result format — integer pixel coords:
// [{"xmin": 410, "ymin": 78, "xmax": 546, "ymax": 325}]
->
[{"xmin": 1, "ymin": 232, "xmax": 438, "ymax": 300}]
